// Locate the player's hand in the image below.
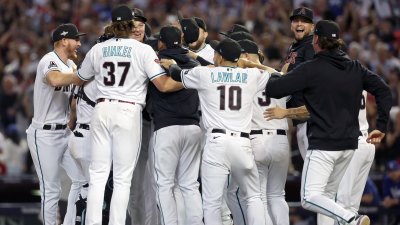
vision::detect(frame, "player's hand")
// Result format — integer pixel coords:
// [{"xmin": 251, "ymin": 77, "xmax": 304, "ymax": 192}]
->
[
  {"xmin": 160, "ymin": 59, "xmax": 177, "ymax": 69},
  {"xmin": 187, "ymin": 50, "xmax": 198, "ymax": 59},
  {"xmin": 237, "ymin": 58, "xmax": 252, "ymax": 68},
  {"xmin": 366, "ymin": 130, "xmax": 385, "ymax": 144},
  {"xmin": 263, "ymin": 106, "xmax": 287, "ymax": 120}
]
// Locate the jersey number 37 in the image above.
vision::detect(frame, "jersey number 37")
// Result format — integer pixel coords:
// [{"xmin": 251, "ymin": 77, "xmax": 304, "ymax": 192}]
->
[{"xmin": 103, "ymin": 62, "xmax": 130, "ymax": 86}]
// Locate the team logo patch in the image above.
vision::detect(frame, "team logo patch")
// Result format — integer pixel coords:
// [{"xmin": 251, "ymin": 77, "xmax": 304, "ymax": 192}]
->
[
  {"xmin": 60, "ymin": 31, "xmax": 68, "ymax": 36},
  {"xmin": 48, "ymin": 61, "xmax": 58, "ymax": 69},
  {"xmin": 285, "ymin": 51, "xmax": 297, "ymax": 64}
]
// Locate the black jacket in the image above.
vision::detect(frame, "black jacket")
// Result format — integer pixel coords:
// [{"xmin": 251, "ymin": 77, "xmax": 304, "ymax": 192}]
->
[
  {"xmin": 149, "ymin": 48, "xmax": 201, "ymax": 131},
  {"xmin": 284, "ymin": 35, "xmax": 315, "ymax": 125},
  {"xmin": 266, "ymin": 49, "xmax": 392, "ymax": 151}
]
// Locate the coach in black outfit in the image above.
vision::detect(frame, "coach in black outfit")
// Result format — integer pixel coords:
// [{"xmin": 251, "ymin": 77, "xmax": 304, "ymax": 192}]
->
[
  {"xmin": 266, "ymin": 20, "xmax": 391, "ymax": 225},
  {"xmin": 149, "ymin": 25, "xmax": 204, "ymax": 225}
]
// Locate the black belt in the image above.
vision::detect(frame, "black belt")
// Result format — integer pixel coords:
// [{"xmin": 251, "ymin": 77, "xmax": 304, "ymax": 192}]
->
[
  {"xmin": 250, "ymin": 129, "xmax": 286, "ymax": 135},
  {"xmin": 97, "ymin": 98, "xmax": 135, "ymax": 105},
  {"xmin": 43, "ymin": 124, "xmax": 67, "ymax": 130},
  {"xmin": 78, "ymin": 124, "xmax": 90, "ymax": 130},
  {"xmin": 211, "ymin": 128, "xmax": 250, "ymax": 139}
]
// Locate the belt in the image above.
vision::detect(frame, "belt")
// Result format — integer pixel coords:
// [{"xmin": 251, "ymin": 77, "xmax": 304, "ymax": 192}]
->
[
  {"xmin": 211, "ymin": 128, "xmax": 250, "ymax": 139},
  {"xmin": 43, "ymin": 124, "xmax": 67, "ymax": 130},
  {"xmin": 78, "ymin": 124, "xmax": 90, "ymax": 130},
  {"xmin": 97, "ymin": 98, "xmax": 135, "ymax": 105},
  {"xmin": 250, "ymin": 129, "xmax": 286, "ymax": 136}
]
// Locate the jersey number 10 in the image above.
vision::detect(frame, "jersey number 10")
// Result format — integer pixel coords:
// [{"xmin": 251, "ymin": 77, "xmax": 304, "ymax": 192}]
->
[
  {"xmin": 103, "ymin": 62, "xmax": 131, "ymax": 86},
  {"xmin": 217, "ymin": 85, "xmax": 242, "ymax": 110}
]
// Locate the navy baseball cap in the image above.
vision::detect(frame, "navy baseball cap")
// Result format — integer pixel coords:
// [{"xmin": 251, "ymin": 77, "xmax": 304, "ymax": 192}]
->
[
  {"xmin": 180, "ymin": 18, "xmax": 200, "ymax": 44},
  {"xmin": 290, "ymin": 7, "xmax": 314, "ymax": 23},
  {"xmin": 220, "ymin": 24, "xmax": 250, "ymax": 36},
  {"xmin": 194, "ymin": 17, "xmax": 207, "ymax": 32},
  {"xmin": 112, "ymin": 5, "xmax": 135, "ymax": 23},
  {"xmin": 238, "ymin": 40, "xmax": 259, "ymax": 54},
  {"xmin": 133, "ymin": 8, "xmax": 147, "ymax": 22},
  {"xmin": 228, "ymin": 31, "xmax": 255, "ymax": 42},
  {"xmin": 52, "ymin": 23, "xmax": 86, "ymax": 42},
  {"xmin": 386, "ymin": 160, "xmax": 400, "ymax": 172},
  {"xmin": 159, "ymin": 26, "xmax": 181, "ymax": 49},
  {"xmin": 210, "ymin": 38, "xmax": 242, "ymax": 62},
  {"xmin": 314, "ymin": 20, "xmax": 340, "ymax": 39}
]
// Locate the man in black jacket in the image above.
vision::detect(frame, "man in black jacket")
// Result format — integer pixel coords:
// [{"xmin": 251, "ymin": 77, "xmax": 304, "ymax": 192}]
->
[
  {"xmin": 265, "ymin": 20, "xmax": 392, "ymax": 225},
  {"xmin": 149, "ymin": 25, "xmax": 204, "ymax": 225}
]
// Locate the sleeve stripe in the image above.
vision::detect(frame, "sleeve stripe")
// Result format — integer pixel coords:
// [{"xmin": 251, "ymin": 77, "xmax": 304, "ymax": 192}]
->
[
  {"xmin": 77, "ymin": 71, "xmax": 90, "ymax": 81},
  {"xmin": 181, "ymin": 70, "xmax": 188, "ymax": 88},
  {"xmin": 149, "ymin": 72, "xmax": 166, "ymax": 80}
]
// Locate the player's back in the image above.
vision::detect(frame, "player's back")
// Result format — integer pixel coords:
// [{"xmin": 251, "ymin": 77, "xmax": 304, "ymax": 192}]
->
[
  {"xmin": 183, "ymin": 66, "xmax": 269, "ymax": 133},
  {"xmin": 81, "ymin": 38, "xmax": 162, "ymax": 105}
]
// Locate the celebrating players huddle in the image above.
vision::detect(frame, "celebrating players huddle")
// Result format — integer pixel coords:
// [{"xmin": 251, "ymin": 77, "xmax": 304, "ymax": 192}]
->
[{"xmin": 27, "ymin": 4, "xmax": 392, "ymax": 225}]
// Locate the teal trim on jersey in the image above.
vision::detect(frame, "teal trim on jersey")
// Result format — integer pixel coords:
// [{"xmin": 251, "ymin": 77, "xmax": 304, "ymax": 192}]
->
[
  {"xmin": 152, "ymin": 131, "xmax": 166, "ymax": 225},
  {"xmin": 303, "ymin": 150, "xmax": 349, "ymax": 223},
  {"xmin": 35, "ymin": 130, "xmax": 46, "ymax": 225},
  {"xmin": 82, "ymin": 208, "xmax": 86, "ymax": 225},
  {"xmin": 149, "ymin": 71, "xmax": 166, "ymax": 80},
  {"xmin": 236, "ymin": 187, "xmax": 247, "ymax": 225},
  {"xmin": 53, "ymin": 51, "xmax": 70, "ymax": 67},
  {"xmin": 194, "ymin": 43, "xmax": 207, "ymax": 53},
  {"xmin": 77, "ymin": 71, "xmax": 90, "ymax": 81}
]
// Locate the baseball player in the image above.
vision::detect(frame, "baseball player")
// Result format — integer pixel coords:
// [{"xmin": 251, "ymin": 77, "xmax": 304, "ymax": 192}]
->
[
  {"xmin": 26, "ymin": 23, "xmax": 86, "ymax": 225},
  {"xmin": 265, "ymin": 20, "xmax": 391, "ymax": 225},
  {"xmin": 317, "ymin": 91, "xmax": 376, "ymax": 225},
  {"xmin": 150, "ymin": 25, "xmax": 203, "ymax": 225},
  {"xmin": 69, "ymin": 5, "xmax": 183, "ymax": 225},
  {"xmin": 283, "ymin": 7, "xmax": 315, "ymax": 159},
  {"xmin": 227, "ymin": 40, "xmax": 290, "ymax": 225},
  {"xmin": 188, "ymin": 17, "xmax": 214, "ymax": 64},
  {"xmin": 161, "ymin": 38, "xmax": 268, "ymax": 225}
]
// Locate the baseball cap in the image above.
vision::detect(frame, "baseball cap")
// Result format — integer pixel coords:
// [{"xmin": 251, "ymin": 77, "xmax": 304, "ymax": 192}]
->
[
  {"xmin": 194, "ymin": 17, "xmax": 207, "ymax": 32},
  {"xmin": 180, "ymin": 18, "xmax": 200, "ymax": 44},
  {"xmin": 52, "ymin": 23, "xmax": 86, "ymax": 42},
  {"xmin": 159, "ymin": 26, "xmax": 182, "ymax": 49},
  {"xmin": 290, "ymin": 7, "xmax": 313, "ymax": 23},
  {"xmin": 386, "ymin": 160, "xmax": 400, "ymax": 172},
  {"xmin": 210, "ymin": 38, "xmax": 242, "ymax": 62},
  {"xmin": 145, "ymin": 22, "xmax": 152, "ymax": 37},
  {"xmin": 220, "ymin": 24, "xmax": 250, "ymax": 36},
  {"xmin": 238, "ymin": 40, "xmax": 259, "ymax": 54},
  {"xmin": 112, "ymin": 5, "xmax": 135, "ymax": 23},
  {"xmin": 133, "ymin": 8, "xmax": 147, "ymax": 22},
  {"xmin": 228, "ymin": 32, "xmax": 255, "ymax": 42},
  {"xmin": 314, "ymin": 20, "xmax": 340, "ymax": 39}
]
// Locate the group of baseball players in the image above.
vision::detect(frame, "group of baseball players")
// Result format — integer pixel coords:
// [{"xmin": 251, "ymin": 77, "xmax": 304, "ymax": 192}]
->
[{"xmin": 26, "ymin": 3, "xmax": 393, "ymax": 225}]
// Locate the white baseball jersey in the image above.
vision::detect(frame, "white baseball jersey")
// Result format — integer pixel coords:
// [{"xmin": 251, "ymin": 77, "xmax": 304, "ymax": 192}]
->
[
  {"xmin": 78, "ymin": 38, "xmax": 165, "ymax": 104},
  {"xmin": 32, "ymin": 51, "xmax": 74, "ymax": 127},
  {"xmin": 359, "ymin": 91, "xmax": 368, "ymax": 132},
  {"xmin": 75, "ymin": 80, "xmax": 97, "ymax": 124},
  {"xmin": 252, "ymin": 90, "xmax": 289, "ymax": 130},
  {"xmin": 196, "ymin": 44, "xmax": 214, "ymax": 64},
  {"xmin": 181, "ymin": 66, "xmax": 270, "ymax": 133}
]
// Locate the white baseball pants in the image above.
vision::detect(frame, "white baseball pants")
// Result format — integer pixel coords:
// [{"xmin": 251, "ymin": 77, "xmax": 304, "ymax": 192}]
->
[{"xmin": 296, "ymin": 123, "xmax": 308, "ymax": 159}]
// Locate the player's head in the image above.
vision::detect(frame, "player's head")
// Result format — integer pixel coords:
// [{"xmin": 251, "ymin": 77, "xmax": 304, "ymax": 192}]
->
[
  {"xmin": 188, "ymin": 17, "xmax": 208, "ymax": 51},
  {"xmin": 210, "ymin": 38, "xmax": 242, "ymax": 66},
  {"xmin": 386, "ymin": 160, "xmax": 400, "ymax": 181},
  {"xmin": 158, "ymin": 26, "xmax": 182, "ymax": 50},
  {"xmin": 52, "ymin": 23, "xmax": 86, "ymax": 60},
  {"xmin": 228, "ymin": 32, "xmax": 255, "ymax": 42},
  {"xmin": 111, "ymin": 5, "xmax": 135, "ymax": 39},
  {"xmin": 238, "ymin": 40, "xmax": 264, "ymax": 63},
  {"xmin": 290, "ymin": 7, "xmax": 314, "ymax": 41},
  {"xmin": 131, "ymin": 8, "xmax": 147, "ymax": 42},
  {"xmin": 312, "ymin": 20, "xmax": 345, "ymax": 52},
  {"xmin": 219, "ymin": 24, "xmax": 250, "ymax": 37},
  {"xmin": 179, "ymin": 18, "xmax": 200, "ymax": 45}
]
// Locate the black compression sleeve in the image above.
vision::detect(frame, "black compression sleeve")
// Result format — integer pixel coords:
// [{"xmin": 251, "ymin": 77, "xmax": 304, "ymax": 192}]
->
[
  {"xmin": 196, "ymin": 56, "xmax": 213, "ymax": 66},
  {"xmin": 170, "ymin": 64, "xmax": 183, "ymax": 82}
]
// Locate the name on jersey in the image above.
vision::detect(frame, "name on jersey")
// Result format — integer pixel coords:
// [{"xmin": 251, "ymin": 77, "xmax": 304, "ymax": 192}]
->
[
  {"xmin": 211, "ymin": 72, "xmax": 248, "ymax": 84},
  {"xmin": 102, "ymin": 46, "xmax": 132, "ymax": 58}
]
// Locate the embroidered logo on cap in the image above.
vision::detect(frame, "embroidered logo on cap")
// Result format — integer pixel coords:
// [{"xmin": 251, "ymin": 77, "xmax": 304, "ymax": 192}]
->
[{"xmin": 60, "ymin": 31, "xmax": 68, "ymax": 36}]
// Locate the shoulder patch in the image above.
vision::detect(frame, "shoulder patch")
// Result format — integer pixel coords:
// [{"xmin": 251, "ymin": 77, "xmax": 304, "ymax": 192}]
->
[{"xmin": 48, "ymin": 61, "xmax": 58, "ymax": 69}]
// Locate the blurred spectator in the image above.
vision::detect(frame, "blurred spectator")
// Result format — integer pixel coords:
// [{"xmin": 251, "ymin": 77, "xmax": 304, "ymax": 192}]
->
[
  {"xmin": 0, "ymin": 75, "xmax": 19, "ymax": 130},
  {"xmin": 361, "ymin": 177, "xmax": 381, "ymax": 207},
  {"xmin": 0, "ymin": 125, "xmax": 28, "ymax": 176},
  {"xmin": 382, "ymin": 160, "xmax": 400, "ymax": 209},
  {"xmin": 384, "ymin": 111, "xmax": 400, "ymax": 162},
  {"xmin": 0, "ymin": 131, "xmax": 6, "ymax": 175}
]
